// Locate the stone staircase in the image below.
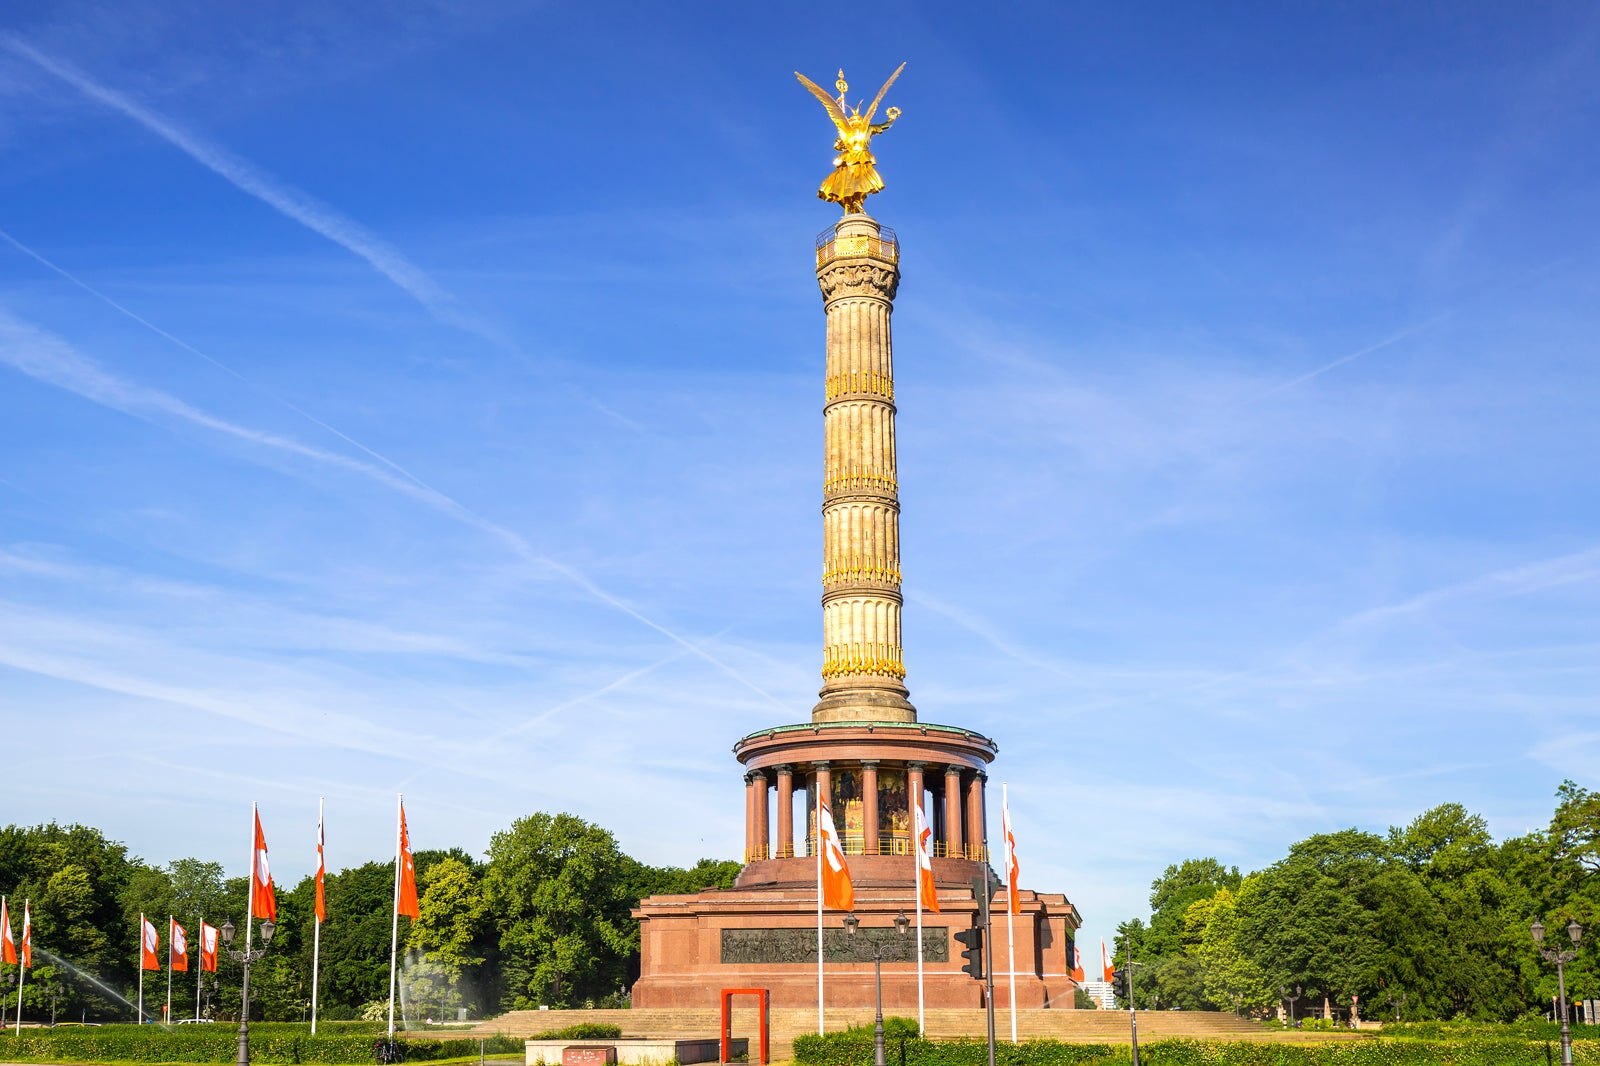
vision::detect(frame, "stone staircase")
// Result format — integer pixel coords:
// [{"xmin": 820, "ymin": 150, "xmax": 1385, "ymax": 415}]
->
[{"xmin": 470, "ymin": 1006, "xmax": 1271, "ymax": 1059}]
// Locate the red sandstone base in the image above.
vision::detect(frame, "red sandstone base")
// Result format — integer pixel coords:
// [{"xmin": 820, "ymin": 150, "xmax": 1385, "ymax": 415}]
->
[{"xmin": 633, "ymin": 855, "xmax": 1081, "ymax": 1011}]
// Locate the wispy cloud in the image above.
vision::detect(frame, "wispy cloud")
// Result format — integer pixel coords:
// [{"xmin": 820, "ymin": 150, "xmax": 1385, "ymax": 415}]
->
[
  {"xmin": 1332, "ymin": 544, "xmax": 1600, "ymax": 635},
  {"xmin": 0, "ymin": 600, "xmax": 439, "ymax": 761},
  {"xmin": 0, "ymin": 34, "xmax": 491, "ymax": 341},
  {"xmin": 0, "ymin": 225, "xmax": 444, "ymax": 493},
  {"xmin": 0, "ymin": 308, "xmax": 783, "ymax": 708}
]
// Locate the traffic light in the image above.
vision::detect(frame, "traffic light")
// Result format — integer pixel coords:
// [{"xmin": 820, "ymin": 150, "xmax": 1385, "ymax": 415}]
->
[
  {"xmin": 1111, "ymin": 967, "xmax": 1129, "ymax": 1001},
  {"xmin": 954, "ymin": 926, "xmax": 984, "ymax": 979}
]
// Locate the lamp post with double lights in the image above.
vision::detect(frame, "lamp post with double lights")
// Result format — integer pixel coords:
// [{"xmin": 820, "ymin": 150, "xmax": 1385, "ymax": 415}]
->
[
  {"xmin": 843, "ymin": 911, "xmax": 910, "ymax": 1066},
  {"xmin": 1279, "ymin": 984, "xmax": 1301, "ymax": 1028},
  {"xmin": 220, "ymin": 918, "xmax": 275, "ymax": 1066},
  {"xmin": 1532, "ymin": 919, "xmax": 1583, "ymax": 1066}
]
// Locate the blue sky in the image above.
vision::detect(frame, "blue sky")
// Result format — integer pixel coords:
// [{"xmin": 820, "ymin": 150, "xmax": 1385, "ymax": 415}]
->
[{"xmin": 2, "ymin": 1, "xmax": 1598, "ymax": 956}]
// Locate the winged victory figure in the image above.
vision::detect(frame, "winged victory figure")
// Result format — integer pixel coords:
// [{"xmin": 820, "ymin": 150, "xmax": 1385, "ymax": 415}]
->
[{"xmin": 795, "ymin": 63, "xmax": 905, "ymax": 214}]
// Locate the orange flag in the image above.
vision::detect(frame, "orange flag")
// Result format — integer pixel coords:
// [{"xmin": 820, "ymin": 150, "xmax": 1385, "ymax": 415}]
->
[
  {"xmin": 169, "ymin": 919, "xmax": 188, "ymax": 972},
  {"xmin": 1070, "ymin": 944, "xmax": 1086, "ymax": 983},
  {"xmin": 199, "ymin": 921, "xmax": 218, "ymax": 973},
  {"xmin": 252, "ymin": 808, "xmax": 277, "ymax": 922},
  {"xmin": 140, "ymin": 915, "xmax": 160, "ymax": 971},
  {"xmin": 396, "ymin": 801, "xmax": 419, "ymax": 919},
  {"xmin": 1002, "ymin": 794, "xmax": 1020, "ymax": 915},
  {"xmin": 817, "ymin": 795, "xmax": 854, "ymax": 911},
  {"xmin": 315, "ymin": 807, "xmax": 327, "ymax": 923},
  {"xmin": 913, "ymin": 797, "xmax": 940, "ymax": 913},
  {"xmin": 19, "ymin": 900, "xmax": 30, "ymax": 969},
  {"xmin": 0, "ymin": 897, "xmax": 15, "ymax": 966},
  {"xmin": 1101, "ymin": 938, "xmax": 1115, "ymax": 983}
]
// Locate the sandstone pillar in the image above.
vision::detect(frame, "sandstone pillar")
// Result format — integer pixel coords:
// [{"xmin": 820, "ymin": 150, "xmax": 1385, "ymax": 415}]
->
[
  {"xmin": 966, "ymin": 770, "xmax": 987, "ymax": 861},
  {"xmin": 743, "ymin": 771, "xmax": 758, "ymax": 860},
  {"xmin": 814, "ymin": 761, "xmax": 832, "ymax": 855},
  {"xmin": 756, "ymin": 770, "xmax": 770, "ymax": 859},
  {"xmin": 908, "ymin": 761, "xmax": 925, "ymax": 843},
  {"xmin": 944, "ymin": 765, "xmax": 964, "ymax": 859},
  {"xmin": 814, "ymin": 215, "xmax": 914, "ymax": 723},
  {"xmin": 775, "ymin": 765, "xmax": 794, "ymax": 858},
  {"xmin": 861, "ymin": 760, "xmax": 880, "ymax": 855}
]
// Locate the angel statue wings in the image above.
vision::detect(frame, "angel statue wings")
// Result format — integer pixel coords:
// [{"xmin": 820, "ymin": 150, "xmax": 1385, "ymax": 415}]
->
[{"xmin": 795, "ymin": 63, "xmax": 905, "ymax": 214}]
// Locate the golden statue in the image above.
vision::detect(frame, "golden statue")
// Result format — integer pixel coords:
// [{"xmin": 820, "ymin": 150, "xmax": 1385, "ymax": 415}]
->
[{"xmin": 795, "ymin": 63, "xmax": 905, "ymax": 214}]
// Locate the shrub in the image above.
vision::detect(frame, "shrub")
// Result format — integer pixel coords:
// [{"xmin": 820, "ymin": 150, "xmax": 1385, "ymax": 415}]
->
[
  {"xmin": 793, "ymin": 1032, "xmax": 1600, "ymax": 1066},
  {"xmin": 528, "ymin": 1024, "xmax": 624, "ymax": 1040},
  {"xmin": 793, "ymin": 1031, "xmax": 1119, "ymax": 1066}
]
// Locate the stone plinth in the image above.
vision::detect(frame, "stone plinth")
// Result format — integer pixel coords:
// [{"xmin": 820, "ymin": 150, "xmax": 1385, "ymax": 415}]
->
[
  {"xmin": 631, "ymin": 881, "xmax": 1079, "ymax": 1011},
  {"xmin": 526, "ymin": 1040, "xmax": 739, "ymax": 1066}
]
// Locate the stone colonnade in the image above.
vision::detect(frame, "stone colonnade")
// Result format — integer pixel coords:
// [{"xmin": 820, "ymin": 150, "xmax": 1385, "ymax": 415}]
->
[{"xmin": 744, "ymin": 759, "xmax": 988, "ymax": 862}]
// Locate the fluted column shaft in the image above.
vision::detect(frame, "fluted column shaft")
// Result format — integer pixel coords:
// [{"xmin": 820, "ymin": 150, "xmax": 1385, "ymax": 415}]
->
[
  {"xmin": 861, "ymin": 760, "xmax": 880, "ymax": 855},
  {"xmin": 776, "ymin": 765, "xmax": 794, "ymax": 859},
  {"xmin": 814, "ymin": 761, "xmax": 832, "ymax": 856},
  {"xmin": 756, "ymin": 771, "xmax": 770, "ymax": 860},
  {"xmin": 965, "ymin": 771, "xmax": 987, "ymax": 861},
  {"xmin": 908, "ymin": 762, "xmax": 925, "ymax": 840},
  {"xmin": 814, "ymin": 215, "xmax": 914, "ymax": 723},
  {"xmin": 944, "ymin": 765, "xmax": 964, "ymax": 858},
  {"xmin": 744, "ymin": 771, "xmax": 760, "ymax": 861}
]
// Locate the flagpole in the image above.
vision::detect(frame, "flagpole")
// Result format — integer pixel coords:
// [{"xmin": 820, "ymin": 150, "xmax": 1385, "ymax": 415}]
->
[
  {"xmin": 196, "ymin": 916, "xmax": 203, "ymax": 1022},
  {"xmin": 1004, "ymin": 786, "xmax": 1016, "ymax": 1044},
  {"xmin": 167, "ymin": 916, "xmax": 174, "ymax": 1027},
  {"xmin": 14, "ymin": 901, "xmax": 26, "ymax": 1036},
  {"xmin": 1, "ymin": 894, "xmax": 9, "ymax": 1032},
  {"xmin": 915, "ymin": 863, "xmax": 924, "ymax": 1036},
  {"xmin": 387, "ymin": 793, "xmax": 402, "ymax": 1040},
  {"xmin": 246, "ymin": 804, "xmax": 256, "ymax": 960},
  {"xmin": 914, "ymin": 801, "xmax": 924, "ymax": 1036},
  {"xmin": 815, "ymin": 806, "xmax": 823, "ymax": 1037},
  {"xmin": 137, "ymin": 912, "xmax": 145, "ymax": 1025},
  {"xmin": 311, "ymin": 796, "xmax": 323, "ymax": 1036}
]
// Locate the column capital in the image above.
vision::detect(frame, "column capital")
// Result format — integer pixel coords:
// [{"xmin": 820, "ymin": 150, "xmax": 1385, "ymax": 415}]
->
[
  {"xmin": 817, "ymin": 261, "xmax": 899, "ymax": 302},
  {"xmin": 813, "ymin": 760, "xmax": 832, "ymax": 771},
  {"xmin": 906, "ymin": 760, "xmax": 925, "ymax": 771},
  {"xmin": 859, "ymin": 758, "xmax": 880, "ymax": 768},
  {"xmin": 974, "ymin": 769, "xmax": 988, "ymax": 782},
  {"xmin": 775, "ymin": 763, "xmax": 794, "ymax": 774},
  {"xmin": 745, "ymin": 770, "xmax": 763, "ymax": 785},
  {"xmin": 945, "ymin": 763, "xmax": 963, "ymax": 777}
]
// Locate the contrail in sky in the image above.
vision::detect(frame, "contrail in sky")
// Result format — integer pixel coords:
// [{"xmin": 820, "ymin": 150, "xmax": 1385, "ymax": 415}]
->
[
  {"xmin": 1267, "ymin": 312, "xmax": 1453, "ymax": 394},
  {"xmin": 0, "ymin": 225, "xmax": 441, "ymax": 495},
  {"xmin": 0, "ymin": 34, "xmax": 490, "ymax": 340},
  {"xmin": 0, "ymin": 309, "xmax": 784, "ymax": 709}
]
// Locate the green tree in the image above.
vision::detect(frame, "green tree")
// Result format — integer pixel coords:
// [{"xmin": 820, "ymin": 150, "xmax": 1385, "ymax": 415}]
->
[
  {"xmin": 484, "ymin": 812, "xmax": 636, "ymax": 1009},
  {"xmin": 404, "ymin": 855, "xmax": 492, "ymax": 1018},
  {"xmin": 0, "ymin": 823, "xmax": 140, "ymax": 1020},
  {"xmin": 1549, "ymin": 780, "xmax": 1600, "ymax": 880},
  {"xmin": 306, "ymin": 861, "xmax": 395, "ymax": 1020},
  {"xmin": 1234, "ymin": 830, "xmax": 1389, "ymax": 1017},
  {"xmin": 1196, "ymin": 884, "xmax": 1275, "ymax": 1013}
]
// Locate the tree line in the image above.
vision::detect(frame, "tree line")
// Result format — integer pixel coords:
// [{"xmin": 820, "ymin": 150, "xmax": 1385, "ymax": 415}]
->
[
  {"xmin": 0, "ymin": 812, "xmax": 739, "ymax": 1023},
  {"xmin": 1113, "ymin": 782, "xmax": 1599, "ymax": 1021}
]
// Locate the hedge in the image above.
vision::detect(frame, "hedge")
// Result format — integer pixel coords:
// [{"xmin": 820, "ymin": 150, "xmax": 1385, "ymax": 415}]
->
[
  {"xmin": 0, "ymin": 1023, "xmax": 523, "ymax": 1064},
  {"xmin": 525, "ymin": 1024, "xmax": 622, "ymax": 1040},
  {"xmin": 793, "ymin": 1032, "xmax": 1600, "ymax": 1066},
  {"xmin": 792, "ymin": 1033, "xmax": 1118, "ymax": 1066}
]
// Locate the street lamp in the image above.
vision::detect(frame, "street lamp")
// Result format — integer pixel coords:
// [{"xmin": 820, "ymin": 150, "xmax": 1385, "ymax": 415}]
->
[
  {"xmin": 1279, "ymin": 985, "xmax": 1301, "ymax": 1028},
  {"xmin": 220, "ymin": 918, "xmax": 275, "ymax": 1066},
  {"xmin": 843, "ymin": 912, "xmax": 910, "ymax": 1066},
  {"xmin": 1532, "ymin": 918, "xmax": 1584, "ymax": 1066}
]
